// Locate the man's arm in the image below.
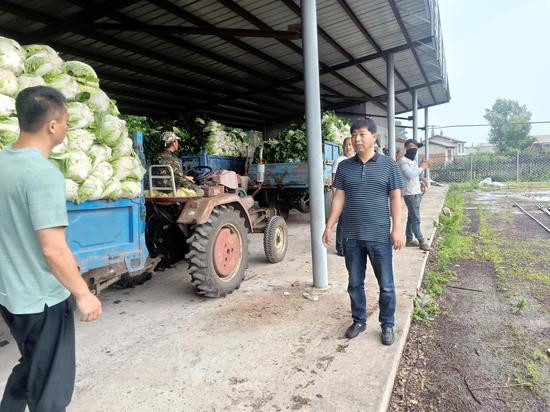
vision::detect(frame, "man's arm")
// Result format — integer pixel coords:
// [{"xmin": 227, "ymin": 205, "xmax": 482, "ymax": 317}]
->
[
  {"xmin": 322, "ymin": 189, "xmax": 345, "ymax": 246},
  {"xmin": 36, "ymin": 227, "xmax": 102, "ymax": 321},
  {"xmin": 389, "ymin": 189, "xmax": 404, "ymax": 250}
]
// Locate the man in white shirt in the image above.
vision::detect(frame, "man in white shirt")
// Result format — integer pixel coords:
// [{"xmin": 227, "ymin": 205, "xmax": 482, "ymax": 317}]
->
[
  {"xmin": 398, "ymin": 139, "xmax": 432, "ymax": 251},
  {"xmin": 331, "ymin": 137, "xmax": 354, "ymax": 256}
]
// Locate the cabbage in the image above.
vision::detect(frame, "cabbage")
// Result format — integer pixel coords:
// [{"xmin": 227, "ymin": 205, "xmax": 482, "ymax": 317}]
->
[
  {"xmin": 66, "ymin": 102, "xmax": 94, "ymax": 130},
  {"xmin": 51, "ymin": 137, "xmax": 68, "ymax": 155},
  {"xmin": 108, "ymin": 99, "xmax": 120, "ymax": 116},
  {"xmin": 63, "ymin": 61, "xmax": 99, "ymax": 88},
  {"xmin": 202, "ymin": 119, "xmax": 249, "ymax": 157},
  {"xmin": 101, "ymin": 178, "xmax": 122, "ymax": 199},
  {"xmin": 65, "ymin": 178, "xmax": 79, "ymax": 201},
  {"xmin": 96, "ymin": 114, "xmax": 125, "ymax": 147},
  {"xmin": 47, "ymin": 73, "xmax": 79, "ymax": 100},
  {"xmin": 90, "ymin": 161, "xmax": 113, "ymax": 183},
  {"xmin": 0, "ymin": 94, "xmax": 15, "ymax": 117},
  {"xmin": 49, "ymin": 150, "xmax": 91, "ymax": 183},
  {"xmin": 112, "ymin": 156, "xmax": 145, "ymax": 181},
  {"xmin": 76, "ymin": 175, "xmax": 104, "ymax": 203},
  {"xmin": 112, "ymin": 137, "xmax": 134, "ymax": 159},
  {"xmin": 16, "ymin": 74, "xmax": 45, "ymax": 95},
  {"xmin": 66, "ymin": 129, "xmax": 94, "ymax": 152},
  {"xmin": 0, "ymin": 117, "xmax": 19, "ymax": 146},
  {"xmin": 0, "ymin": 69, "xmax": 17, "ymax": 96},
  {"xmin": 24, "ymin": 51, "xmax": 63, "ymax": 79},
  {"xmin": 78, "ymin": 86, "xmax": 110, "ymax": 112},
  {"xmin": 88, "ymin": 143, "xmax": 112, "ymax": 167},
  {"xmin": 119, "ymin": 180, "xmax": 142, "ymax": 199},
  {"xmin": 23, "ymin": 44, "xmax": 58, "ymax": 57},
  {"xmin": 0, "ymin": 37, "xmax": 25, "ymax": 74}
]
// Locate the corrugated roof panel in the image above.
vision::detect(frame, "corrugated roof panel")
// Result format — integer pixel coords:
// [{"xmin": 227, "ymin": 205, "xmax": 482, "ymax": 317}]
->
[
  {"xmin": 0, "ymin": 0, "xmax": 449, "ymax": 125},
  {"xmin": 333, "ymin": 66, "xmax": 386, "ymax": 97}
]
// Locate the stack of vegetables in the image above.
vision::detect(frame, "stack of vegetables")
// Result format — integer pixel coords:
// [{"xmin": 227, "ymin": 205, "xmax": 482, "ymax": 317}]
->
[
  {"xmin": 263, "ymin": 111, "xmax": 350, "ymax": 163},
  {"xmin": 0, "ymin": 36, "xmax": 145, "ymax": 202},
  {"xmin": 171, "ymin": 117, "xmax": 250, "ymax": 157}
]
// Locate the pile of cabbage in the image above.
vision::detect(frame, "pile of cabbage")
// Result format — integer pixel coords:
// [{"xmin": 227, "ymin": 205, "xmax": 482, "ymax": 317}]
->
[
  {"xmin": 197, "ymin": 117, "xmax": 250, "ymax": 157},
  {"xmin": 262, "ymin": 111, "xmax": 350, "ymax": 163},
  {"xmin": 0, "ymin": 36, "xmax": 145, "ymax": 202}
]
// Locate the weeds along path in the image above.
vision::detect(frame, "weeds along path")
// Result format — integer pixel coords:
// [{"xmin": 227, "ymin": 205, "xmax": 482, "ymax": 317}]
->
[{"xmin": 390, "ymin": 185, "xmax": 550, "ymax": 412}]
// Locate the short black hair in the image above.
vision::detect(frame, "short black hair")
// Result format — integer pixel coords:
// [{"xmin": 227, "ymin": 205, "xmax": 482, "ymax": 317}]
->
[
  {"xmin": 15, "ymin": 86, "xmax": 66, "ymax": 133},
  {"xmin": 350, "ymin": 117, "xmax": 377, "ymax": 134}
]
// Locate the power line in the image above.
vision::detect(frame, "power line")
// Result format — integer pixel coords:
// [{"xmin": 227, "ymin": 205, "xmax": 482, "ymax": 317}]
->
[{"xmin": 429, "ymin": 120, "xmax": 550, "ymax": 129}]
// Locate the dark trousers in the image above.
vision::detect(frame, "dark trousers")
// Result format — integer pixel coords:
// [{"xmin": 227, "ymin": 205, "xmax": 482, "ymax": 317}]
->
[
  {"xmin": 0, "ymin": 298, "xmax": 75, "ymax": 412},
  {"xmin": 343, "ymin": 239, "xmax": 396, "ymax": 327}
]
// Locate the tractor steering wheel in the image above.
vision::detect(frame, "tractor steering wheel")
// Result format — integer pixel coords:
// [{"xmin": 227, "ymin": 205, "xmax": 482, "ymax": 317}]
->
[{"xmin": 185, "ymin": 165, "xmax": 213, "ymax": 185}]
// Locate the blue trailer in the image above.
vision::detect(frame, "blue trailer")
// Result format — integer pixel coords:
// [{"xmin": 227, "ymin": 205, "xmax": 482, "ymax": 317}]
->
[
  {"xmin": 247, "ymin": 140, "xmax": 340, "ymax": 218},
  {"xmin": 64, "ymin": 133, "xmax": 288, "ymax": 297},
  {"xmin": 64, "ymin": 132, "xmax": 151, "ymax": 294},
  {"xmin": 181, "ymin": 149, "xmax": 246, "ymax": 174}
]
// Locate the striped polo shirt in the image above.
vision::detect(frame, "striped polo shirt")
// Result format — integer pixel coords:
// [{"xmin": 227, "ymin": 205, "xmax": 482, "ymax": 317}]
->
[{"xmin": 333, "ymin": 153, "xmax": 404, "ymax": 243}]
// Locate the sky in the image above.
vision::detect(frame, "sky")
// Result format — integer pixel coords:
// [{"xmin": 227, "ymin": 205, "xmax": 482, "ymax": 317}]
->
[{"xmin": 408, "ymin": 0, "xmax": 550, "ymax": 146}]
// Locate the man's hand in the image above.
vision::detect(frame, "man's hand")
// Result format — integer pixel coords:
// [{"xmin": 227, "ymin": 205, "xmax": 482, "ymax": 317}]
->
[
  {"xmin": 74, "ymin": 292, "xmax": 102, "ymax": 321},
  {"xmin": 322, "ymin": 227, "xmax": 333, "ymax": 247},
  {"xmin": 184, "ymin": 176, "xmax": 195, "ymax": 182},
  {"xmin": 391, "ymin": 229, "xmax": 405, "ymax": 250}
]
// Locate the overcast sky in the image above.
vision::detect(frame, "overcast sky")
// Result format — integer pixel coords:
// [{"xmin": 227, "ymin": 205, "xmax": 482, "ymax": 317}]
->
[{"xmin": 410, "ymin": 0, "xmax": 550, "ymax": 145}]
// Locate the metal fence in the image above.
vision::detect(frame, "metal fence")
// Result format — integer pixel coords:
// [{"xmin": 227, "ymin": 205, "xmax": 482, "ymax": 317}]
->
[{"xmin": 430, "ymin": 152, "xmax": 550, "ymax": 183}]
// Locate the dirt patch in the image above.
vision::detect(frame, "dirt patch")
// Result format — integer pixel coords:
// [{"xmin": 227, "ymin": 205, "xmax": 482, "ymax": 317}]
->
[{"xmin": 390, "ymin": 189, "xmax": 550, "ymax": 412}]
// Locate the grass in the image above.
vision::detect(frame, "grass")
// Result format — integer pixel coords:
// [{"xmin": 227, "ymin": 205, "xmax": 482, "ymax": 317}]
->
[
  {"xmin": 514, "ymin": 297, "xmax": 528, "ymax": 313},
  {"xmin": 473, "ymin": 208, "xmax": 550, "ymax": 292},
  {"xmin": 448, "ymin": 181, "xmax": 550, "ymax": 191},
  {"xmin": 413, "ymin": 187, "xmax": 471, "ymax": 324},
  {"xmin": 414, "ymin": 182, "xmax": 550, "ymax": 324}
]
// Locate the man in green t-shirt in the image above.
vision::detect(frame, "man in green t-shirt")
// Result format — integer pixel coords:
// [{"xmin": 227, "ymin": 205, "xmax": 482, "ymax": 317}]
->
[{"xmin": 0, "ymin": 86, "xmax": 102, "ymax": 411}]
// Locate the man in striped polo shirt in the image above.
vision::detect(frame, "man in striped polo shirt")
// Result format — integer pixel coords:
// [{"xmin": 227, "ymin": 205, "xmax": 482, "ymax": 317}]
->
[{"xmin": 323, "ymin": 117, "xmax": 405, "ymax": 344}]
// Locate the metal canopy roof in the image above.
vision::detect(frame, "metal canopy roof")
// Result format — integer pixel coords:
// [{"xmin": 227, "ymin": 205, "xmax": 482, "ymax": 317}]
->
[{"xmin": 0, "ymin": 0, "xmax": 450, "ymax": 129}]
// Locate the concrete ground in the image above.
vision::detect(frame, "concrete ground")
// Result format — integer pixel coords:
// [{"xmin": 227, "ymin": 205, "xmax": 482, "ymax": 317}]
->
[{"xmin": 0, "ymin": 186, "xmax": 447, "ymax": 412}]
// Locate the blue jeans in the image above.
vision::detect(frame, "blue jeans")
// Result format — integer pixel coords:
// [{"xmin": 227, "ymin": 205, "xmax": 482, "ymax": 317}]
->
[
  {"xmin": 404, "ymin": 194, "xmax": 424, "ymax": 242},
  {"xmin": 343, "ymin": 239, "xmax": 396, "ymax": 327}
]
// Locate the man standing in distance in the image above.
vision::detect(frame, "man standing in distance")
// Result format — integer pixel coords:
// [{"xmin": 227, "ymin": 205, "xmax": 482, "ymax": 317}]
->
[
  {"xmin": 0, "ymin": 86, "xmax": 102, "ymax": 411},
  {"xmin": 331, "ymin": 137, "xmax": 355, "ymax": 256},
  {"xmin": 323, "ymin": 117, "xmax": 404, "ymax": 344},
  {"xmin": 398, "ymin": 139, "xmax": 432, "ymax": 251}
]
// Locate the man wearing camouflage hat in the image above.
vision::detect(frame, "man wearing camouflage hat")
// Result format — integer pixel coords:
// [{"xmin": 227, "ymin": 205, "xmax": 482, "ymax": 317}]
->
[{"xmin": 155, "ymin": 131, "xmax": 202, "ymax": 195}]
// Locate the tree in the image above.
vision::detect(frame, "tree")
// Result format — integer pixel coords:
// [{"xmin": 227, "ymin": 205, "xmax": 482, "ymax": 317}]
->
[{"xmin": 484, "ymin": 98, "xmax": 533, "ymax": 153}]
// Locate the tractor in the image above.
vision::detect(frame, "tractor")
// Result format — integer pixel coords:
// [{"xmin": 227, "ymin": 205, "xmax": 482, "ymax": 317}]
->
[{"xmin": 144, "ymin": 165, "xmax": 288, "ymax": 297}]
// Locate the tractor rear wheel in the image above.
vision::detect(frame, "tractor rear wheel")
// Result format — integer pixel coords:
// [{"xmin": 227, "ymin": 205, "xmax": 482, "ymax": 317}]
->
[{"xmin": 186, "ymin": 205, "xmax": 248, "ymax": 297}]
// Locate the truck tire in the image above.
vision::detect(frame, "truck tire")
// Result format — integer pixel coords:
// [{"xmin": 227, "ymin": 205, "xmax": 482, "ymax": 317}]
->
[
  {"xmin": 186, "ymin": 205, "xmax": 248, "ymax": 297},
  {"xmin": 263, "ymin": 216, "xmax": 288, "ymax": 263}
]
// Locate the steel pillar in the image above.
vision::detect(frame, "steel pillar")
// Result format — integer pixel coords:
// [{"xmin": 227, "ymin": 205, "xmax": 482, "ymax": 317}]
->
[
  {"xmin": 302, "ymin": 0, "xmax": 328, "ymax": 288},
  {"xmin": 387, "ymin": 53, "xmax": 396, "ymax": 160}
]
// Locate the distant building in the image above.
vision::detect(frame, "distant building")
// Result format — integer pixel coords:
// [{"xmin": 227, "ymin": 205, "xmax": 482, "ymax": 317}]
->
[
  {"xmin": 418, "ymin": 131, "xmax": 466, "ymax": 164},
  {"xmin": 468, "ymin": 143, "xmax": 497, "ymax": 154},
  {"xmin": 531, "ymin": 134, "xmax": 550, "ymax": 153}
]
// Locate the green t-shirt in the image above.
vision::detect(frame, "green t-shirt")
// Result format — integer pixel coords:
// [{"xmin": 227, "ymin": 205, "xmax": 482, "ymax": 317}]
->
[{"xmin": 0, "ymin": 146, "xmax": 70, "ymax": 314}]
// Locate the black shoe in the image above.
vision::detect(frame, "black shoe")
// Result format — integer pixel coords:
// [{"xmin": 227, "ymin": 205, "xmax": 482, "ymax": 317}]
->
[
  {"xmin": 381, "ymin": 326, "xmax": 395, "ymax": 345},
  {"xmin": 345, "ymin": 322, "xmax": 366, "ymax": 339},
  {"xmin": 419, "ymin": 241, "xmax": 432, "ymax": 252}
]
